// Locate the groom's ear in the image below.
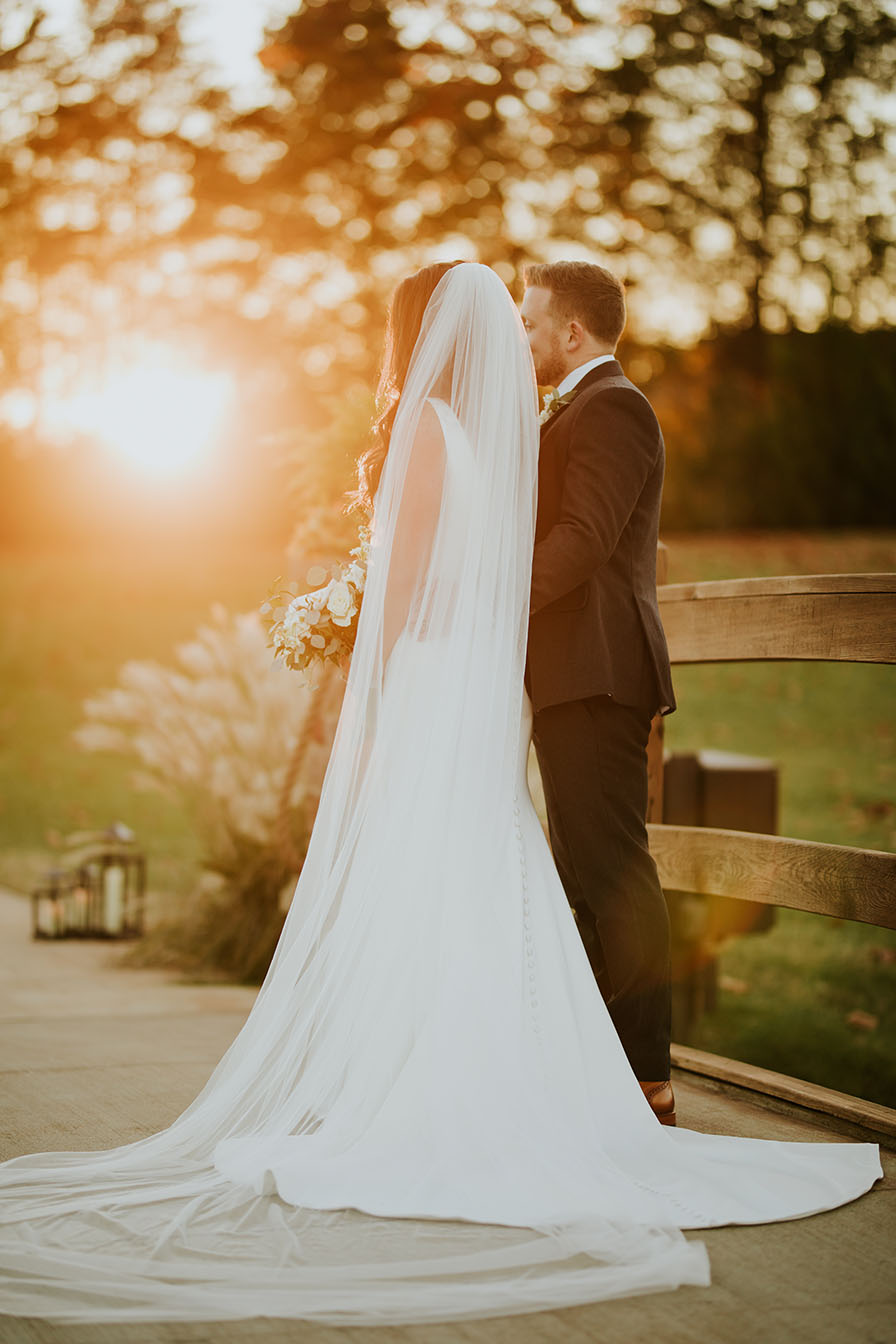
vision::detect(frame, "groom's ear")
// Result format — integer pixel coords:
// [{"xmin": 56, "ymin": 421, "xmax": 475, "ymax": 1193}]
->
[{"xmin": 566, "ymin": 319, "xmax": 587, "ymax": 352}]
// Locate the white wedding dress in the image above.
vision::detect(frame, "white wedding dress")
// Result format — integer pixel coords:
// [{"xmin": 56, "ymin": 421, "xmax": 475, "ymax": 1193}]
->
[{"xmin": 0, "ymin": 265, "xmax": 881, "ymax": 1324}]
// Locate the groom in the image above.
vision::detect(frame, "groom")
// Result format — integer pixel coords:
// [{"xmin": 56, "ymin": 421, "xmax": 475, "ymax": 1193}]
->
[{"xmin": 521, "ymin": 261, "xmax": 676, "ymax": 1124}]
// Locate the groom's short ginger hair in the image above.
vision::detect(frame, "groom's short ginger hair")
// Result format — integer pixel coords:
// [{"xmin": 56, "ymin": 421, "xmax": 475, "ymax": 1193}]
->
[{"xmin": 524, "ymin": 261, "xmax": 626, "ymax": 348}]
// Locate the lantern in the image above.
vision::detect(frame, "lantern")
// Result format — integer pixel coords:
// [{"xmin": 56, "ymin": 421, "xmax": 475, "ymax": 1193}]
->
[
  {"xmin": 31, "ymin": 868, "xmax": 83, "ymax": 939},
  {"xmin": 30, "ymin": 823, "xmax": 147, "ymax": 939},
  {"xmin": 84, "ymin": 848, "xmax": 146, "ymax": 937}
]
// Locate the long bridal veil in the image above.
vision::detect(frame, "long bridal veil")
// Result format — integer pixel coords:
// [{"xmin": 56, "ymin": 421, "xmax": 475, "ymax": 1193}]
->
[{"xmin": 0, "ymin": 263, "xmax": 878, "ymax": 1325}]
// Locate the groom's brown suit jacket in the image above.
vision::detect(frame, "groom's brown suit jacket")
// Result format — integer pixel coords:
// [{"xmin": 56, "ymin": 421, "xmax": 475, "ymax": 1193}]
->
[{"xmin": 525, "ymin": 359, "xmax": 675, "ymax": 718}]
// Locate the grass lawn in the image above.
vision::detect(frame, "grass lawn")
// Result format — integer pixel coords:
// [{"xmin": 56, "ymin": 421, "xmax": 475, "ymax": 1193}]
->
[{"xmin": 1, "ymin": 529, "xmax": 894, "ymax": 1104}]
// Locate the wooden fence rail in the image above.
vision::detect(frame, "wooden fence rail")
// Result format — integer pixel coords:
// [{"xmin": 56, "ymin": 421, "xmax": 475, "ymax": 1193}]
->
[
  {"xmin": 659, "ymin": 572, "xmax": 896, "ymax": 665},
  {"xmin": 648, "ymin": 824, "xmax": 896, "ymax": 930},
  {"xmin": 651, "ymin": 570, "xmax": 896, "ymax": 1139}
]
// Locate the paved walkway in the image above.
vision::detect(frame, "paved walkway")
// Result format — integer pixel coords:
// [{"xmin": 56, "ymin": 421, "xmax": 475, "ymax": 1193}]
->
[{"xmin": 0, "ymin": 889, "xmax": 893, "ymax": 1344}]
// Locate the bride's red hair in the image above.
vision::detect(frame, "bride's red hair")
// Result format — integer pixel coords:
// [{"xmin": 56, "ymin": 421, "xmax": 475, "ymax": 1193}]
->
[{"xmin": 353, "ymin": 260, "xmax": 464, "ymax": 512}]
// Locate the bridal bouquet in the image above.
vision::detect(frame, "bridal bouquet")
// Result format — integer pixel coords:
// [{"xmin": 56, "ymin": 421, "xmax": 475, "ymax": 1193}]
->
[{"xmin": 261, "ymin": 526, "xmax": 370, "ymax": 676}]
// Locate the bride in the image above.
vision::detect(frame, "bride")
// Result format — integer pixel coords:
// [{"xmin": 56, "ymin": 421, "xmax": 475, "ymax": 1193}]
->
[{"xmin": 0, "ymin": 262, "xmax": 881, "ymax": 1325}]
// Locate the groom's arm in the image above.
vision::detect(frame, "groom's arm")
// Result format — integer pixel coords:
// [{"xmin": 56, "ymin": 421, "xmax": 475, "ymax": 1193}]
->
[{"xmin": 530, "ymin": 388, "xmax": 660, "ymax": 615}]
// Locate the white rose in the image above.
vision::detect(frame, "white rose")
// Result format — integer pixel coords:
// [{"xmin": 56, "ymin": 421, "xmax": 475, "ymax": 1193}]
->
[
  {"xmin": 345, "ymin": 562, "xmax": 365, "ymax": 592},
  {"xmin": 326, "ymin": 580, "xmax": 354, "ymax": 620},
  {"xmin": 283, "ymin": 603, "xmax": 309, "ymax": 636}
]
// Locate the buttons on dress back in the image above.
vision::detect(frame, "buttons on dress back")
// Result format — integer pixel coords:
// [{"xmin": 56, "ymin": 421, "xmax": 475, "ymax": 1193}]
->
[{"xmin": 513, "ymin": 791, "xmax": 542, "ymax": 1039}]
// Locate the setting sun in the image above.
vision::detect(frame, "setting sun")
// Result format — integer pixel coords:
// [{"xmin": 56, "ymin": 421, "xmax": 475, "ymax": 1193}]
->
[{"xmin": 43, "ymin": 355, "xmax": 234, "ymax": 479}]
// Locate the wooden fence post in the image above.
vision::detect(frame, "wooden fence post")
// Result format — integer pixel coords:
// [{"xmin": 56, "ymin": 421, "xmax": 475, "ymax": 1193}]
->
[{"xmin": 646, "ymin": 540, "xmax": 668, "ymax": 825}]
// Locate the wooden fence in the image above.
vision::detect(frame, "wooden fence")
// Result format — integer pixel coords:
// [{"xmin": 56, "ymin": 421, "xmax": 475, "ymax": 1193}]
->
[{"xmin": 647, "ymin": 571, "xmax": 896, "ymax": 1141}]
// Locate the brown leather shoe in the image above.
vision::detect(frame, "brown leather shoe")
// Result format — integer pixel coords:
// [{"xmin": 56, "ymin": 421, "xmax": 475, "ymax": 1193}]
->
[{"xmin": 639, "ymin": 1080, "xmax": 676, "ymax": 1126}]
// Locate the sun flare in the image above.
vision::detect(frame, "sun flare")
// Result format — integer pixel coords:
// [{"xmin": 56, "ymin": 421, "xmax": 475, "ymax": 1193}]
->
[{"xmin": 43, "ymin": 354, "xmax": 234, "ymax": 478}]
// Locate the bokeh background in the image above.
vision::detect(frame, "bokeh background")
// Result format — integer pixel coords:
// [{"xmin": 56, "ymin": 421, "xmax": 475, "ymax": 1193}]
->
[{"xmin": 1, "ymin": 0, "xmax": 894, "ymax": 1101}]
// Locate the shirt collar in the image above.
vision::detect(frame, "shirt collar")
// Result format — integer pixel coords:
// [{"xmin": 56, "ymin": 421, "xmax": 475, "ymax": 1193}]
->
[{"xmin": 556, "ymin": 354, "xmax": 616, "ymax": 398}]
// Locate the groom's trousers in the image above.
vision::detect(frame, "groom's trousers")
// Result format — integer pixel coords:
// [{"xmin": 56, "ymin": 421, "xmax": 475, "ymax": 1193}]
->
[{"xmin": 531, "ymin": 693, "xmax": 671, "ymax": 1081}]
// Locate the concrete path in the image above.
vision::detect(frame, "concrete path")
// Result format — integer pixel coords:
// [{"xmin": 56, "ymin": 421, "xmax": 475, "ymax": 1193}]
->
[{"xmin": 0, "ymin": 889, "xmax": 893, "ymax": 1344}]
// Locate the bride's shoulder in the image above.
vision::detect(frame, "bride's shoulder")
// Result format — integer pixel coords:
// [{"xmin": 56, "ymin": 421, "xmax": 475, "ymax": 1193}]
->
[
  {"xmin": 405, "ymin": 399, "xmax": 446, "ymax": 466},
  {"xmin": 425, "ymin": 397, "xmax": 470, "ymax": 445},
  {"xmin": 424, "ymin": 396, "xmax": 454, "ymax": 428},
  {"xmin": 416, "ymin": 398, "xmax": 446, "ymax": 437},
  {"xmin": 421, "ymin": 398, "xmax": 459, "ymax": 457},
  {"xmin": 403, "ymin": 401, "xmax": 452, "ymax": 493},
  {"xmin": 424, "ymin": 398, "xmax": 475, "ymax": 475}
]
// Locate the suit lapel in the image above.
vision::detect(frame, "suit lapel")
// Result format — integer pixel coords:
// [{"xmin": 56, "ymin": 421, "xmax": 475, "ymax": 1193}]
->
[{"xmin": 539, "ymin": 359, "xmax": 624, "ymax": 444}]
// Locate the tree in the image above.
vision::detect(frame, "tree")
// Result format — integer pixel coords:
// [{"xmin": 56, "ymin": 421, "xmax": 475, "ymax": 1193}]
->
[{"xmin": 550, "ymin": 0, "xmax": 896, "ymax": 347}]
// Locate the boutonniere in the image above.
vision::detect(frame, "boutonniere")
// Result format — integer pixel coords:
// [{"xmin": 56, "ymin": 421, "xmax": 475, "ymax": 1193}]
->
[
  {"xmin": 538, "ymin": 384, "xmax": 579, "ymax": 426},
  {"xmin": 538, "ymin": 386, "xmax": 559, "ymax": 425}
]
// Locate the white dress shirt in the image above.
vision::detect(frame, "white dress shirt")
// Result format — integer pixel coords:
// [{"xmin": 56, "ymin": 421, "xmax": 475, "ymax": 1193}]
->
[{"xmin": 556, "ymin": 353, "xmax": 616, "ymax": 398}]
